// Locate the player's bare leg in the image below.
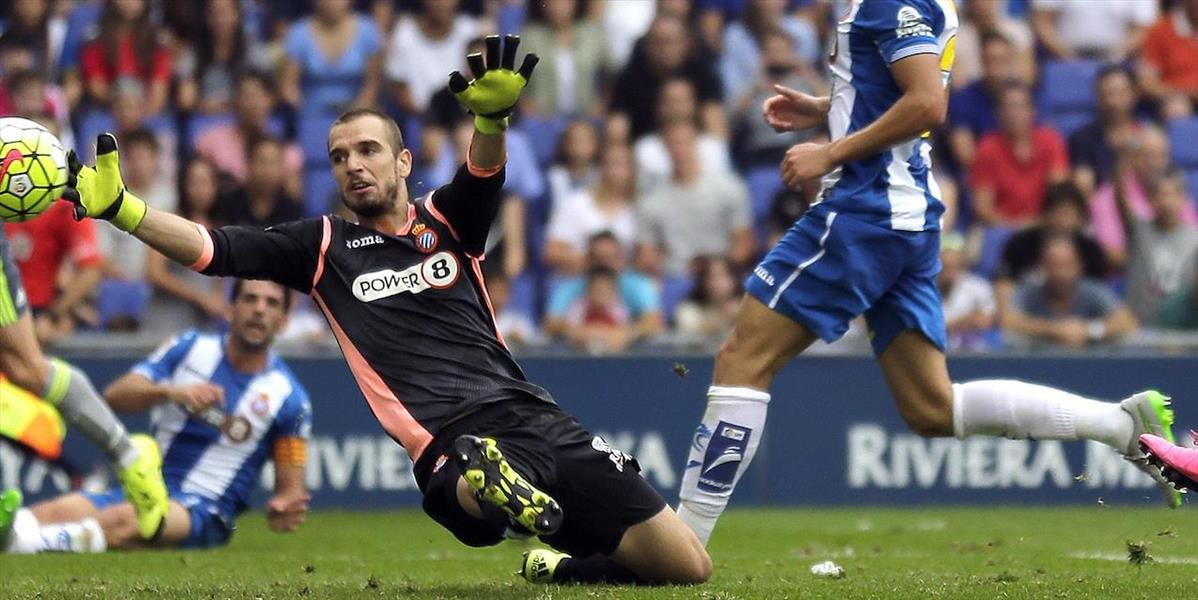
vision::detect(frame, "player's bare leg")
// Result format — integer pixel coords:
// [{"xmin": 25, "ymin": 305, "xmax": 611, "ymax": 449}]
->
[
  {"xmin": 879, "ymin": 330, "xmax": 1180, "ymax": 507},
  {"xmin": 0, "ymin": 311, "xmax": 169, "ymax": 533},
  {"xmin": 6, "ymin": 492, "xmax": 190, "ymax": 553},
  {"xmin": 521, "ymin": 506, "xmax": 711, "ymax": 585},
  {"xmin": 677, "ymin": 296, "xmax": 817, "ymax": 544}
]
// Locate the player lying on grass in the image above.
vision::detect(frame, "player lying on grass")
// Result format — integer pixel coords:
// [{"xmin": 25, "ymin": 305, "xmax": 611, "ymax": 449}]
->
[
  {"xmin": 1, "ymin": 279, "xmax": 311, "ymax": 553},
  {"xmin": 676, "ymin": 0, "xmax": 1182, "ymax": 547},
  {"xmin": 0, "ymin": 230, "xmax": 167, "ymax": 541},
  {"xmin": 1141, "ymin": 431, "xmax": 1198, "ymax": 494},
  {"xmin": 53, "ymin": 35, "xmax": 709, "ymax": 584}
]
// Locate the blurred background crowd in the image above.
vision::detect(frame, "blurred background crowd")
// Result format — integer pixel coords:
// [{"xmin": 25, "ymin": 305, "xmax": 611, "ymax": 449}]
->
[{"xmin": 1, "ymin": 0, "xmax": 1196, "ymax": 356}]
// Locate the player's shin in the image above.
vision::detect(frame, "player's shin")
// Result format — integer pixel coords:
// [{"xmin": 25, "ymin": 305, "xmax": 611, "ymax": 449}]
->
[
  {"xmin": 43, "ymin": 358, "xmax": 138, "ymax": 469},
  {"xmin": 36, "ymin": 518, "xmax": 107, "ymax": 553},
  {"xmin": 677, "ymin": 386, "xmax": 769, "ymax": 545},
  {"xmin": 951, "ymin": 380, "xmax": 1131, "ymax": 447}
]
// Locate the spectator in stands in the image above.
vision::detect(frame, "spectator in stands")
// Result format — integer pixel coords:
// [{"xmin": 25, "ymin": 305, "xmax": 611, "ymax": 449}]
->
[
  {"xmin": 953, "ymin": 0, "xmax": 1034, "ymax": 90},
  {"xmin": 483, "ymin": 266, "xmax": 540, "ymax": 348},
  {"xmin": 194, "ymin": 72, "xmax": 304, "ymax": 198},
  {"xmin": 428, "ymin": 116, "xmax": 542, "ymax": 277},
  {"xmin": 216, "ymin": 137, "xmax": 303, "ymax": 229},
  {"xmin": 598, "ymin": 0, "xmax": 655, "ymax": 67},
  {"xmin": 1115, "ymin": 167, "xmax": 1198, "ymax": 327},
  {"xmin": 674, "ymin": 256, "xmax": 742, "ymax": 340},
  {"xmin": 96, "ymin": 129, "xmax": 175, "ymax": 287},
  {"xmin": 939, "ymin": 233, "xmax": 997, "ymax": 352},
  {"xmin": 1069, "ymin": 65, "xmax": 1142, "ymax": 198},
  {"xmin": 1003, "ymin": 236, "xmax": 1138, "ymax": 349},
  {"xmin": 1090, "ymin": 126, "xmax": 1198, "ymax": 268},
  {"xmin": 97, "ymin": 78, "xmax": 177, "ymax": 189},
  {"xmin": 997, "ymin": 182, "xmax": 1110, "ymax": 286},
  {"xmin": 559, "ymin": 267, "xmax": 636, "ymax": 355},
  {"xmin": 635, "ymin": 120, "xmax": 754, "ymax": 279},
  {"xmin": 519, "ymin": 0, "xmax": 606, "ymax": 118},
  {"xmin": 1140, "ymin": 0, "xmax": 1198, "ymax": 119},
  {"xmin": 546, "ymin": 118, "xmax": 600, "ymax": 207},
  {"xmin": 545, "ymin": 232, "xmax": 664, "ymax": 353},
  {"xmin": 609, "ymin": 14, "xmax": 725, "ymax": 142},
  {"xmin": 1158, "ymin": 261, "xmax": 1198, "ymax": 330},
  {"xmin": 1031, "ymin": 0, "xmax": 1155, "ymax": 62},
  {"xmin": 71, "ymin": 0, "xmax": 170, "ymax": 114},
  {"xmin": 719, "ymin": 0, "xmax": 819, "ymax": 115},
  {"xmin": 634, "ymin": 78, "xmax": 733, "ymax": 192},
  {"xmin": 1, "ymin": 0, "xmax": 58, "ymax": 76},
  {"xmin": 545, "ymin": 144, "xmax": 638, "ymax": 276},
  {"xmin": 0, "ymin": 69, "xmax": 74, "ymax": 150},
  {"xmin": 386, "ymin": 0, "xmax": 480, "ymax": 116},
  {"xmin": 948, "ymin": 32, "xmax": 1019, "ymax": 171},
  {"xmin": 144, "ymin": 158, "xmax": 229, "ymax": 334},
  {"xmin": 4, "ymin": 203, "xmax": 103, "ymax": 345},
  {"xmin": 281, "ymin": 0, "xmax": 383, "ymax": 114},
  {"xmin": 175, "ymin": 0, "xmax": 266, "ymax": 114},
  {"xmin": 729, "ymin": 28, "xmax": 818, "ymax": 170},
  {"xmin": 970, "ymin": 82, "xmax": 1069, "ymax": 227}
]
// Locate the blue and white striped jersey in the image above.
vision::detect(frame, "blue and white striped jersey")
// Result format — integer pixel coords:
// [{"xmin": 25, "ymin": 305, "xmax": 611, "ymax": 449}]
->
[
  {"xmin": 818, "ymin": 0, "xmax": 958, "ymax": 231},
  {"xmin": 134, "ymin": 330, "xmax": 312, "ymax": 520}
]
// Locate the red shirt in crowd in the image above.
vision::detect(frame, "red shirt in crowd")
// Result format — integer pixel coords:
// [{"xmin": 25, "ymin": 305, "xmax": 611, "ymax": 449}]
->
[
  {"xmin": 1143, "ymin": 10, "xmax": 1198, "ymax": 95},
  {"xmin": 970, "ymin": 126, "xmax": 1069, "ymax": 224},
  {"xmin": 4, "ymin": 202, "xmax": 103, "ymax": 310},
  {"xmin": 79, "ymin": 35, "xmax": 171, "ymax": 89}
]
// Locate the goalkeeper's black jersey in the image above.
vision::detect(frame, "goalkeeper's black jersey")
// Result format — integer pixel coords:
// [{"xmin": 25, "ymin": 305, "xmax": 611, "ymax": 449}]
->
[{"xmin": 192, "ymin": 164, "xmax": 553, "ymax": 461}]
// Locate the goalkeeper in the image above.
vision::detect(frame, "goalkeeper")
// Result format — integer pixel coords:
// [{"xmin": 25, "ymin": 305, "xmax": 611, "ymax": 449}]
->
[{"xmin": 57, "ymin": 35, "xmax": 710, "ymax": 585}]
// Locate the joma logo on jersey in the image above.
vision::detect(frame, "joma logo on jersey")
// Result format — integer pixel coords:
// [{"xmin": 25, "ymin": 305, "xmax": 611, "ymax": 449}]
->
[
  {"xmin": 351, "ymin": 251, "xmax": 460, "ymax": 302},
  {"xmin": 346, "ymin": 235, "xmax": 384, "ymax": 249},
  {"xmin": 753, "ymin": 266, "xmax": 775, "ymax": 286}
]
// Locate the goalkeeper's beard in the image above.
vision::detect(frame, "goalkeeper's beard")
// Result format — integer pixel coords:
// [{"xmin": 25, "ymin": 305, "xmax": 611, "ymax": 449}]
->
[{"xmin": 344, "ymin": 166, "xmax": 401, "ymax": 219}]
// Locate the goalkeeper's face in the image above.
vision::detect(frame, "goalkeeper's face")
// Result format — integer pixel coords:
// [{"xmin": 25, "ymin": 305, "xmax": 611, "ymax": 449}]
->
[{"xmin": 328, "ymin": 116, "xmax": 412, "ymax": 219}]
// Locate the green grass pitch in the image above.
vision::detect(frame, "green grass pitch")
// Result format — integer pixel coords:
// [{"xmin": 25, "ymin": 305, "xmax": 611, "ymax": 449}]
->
[{"xmin": 2, "ymin": 506, "xmax": 1195, "ymax": 599}]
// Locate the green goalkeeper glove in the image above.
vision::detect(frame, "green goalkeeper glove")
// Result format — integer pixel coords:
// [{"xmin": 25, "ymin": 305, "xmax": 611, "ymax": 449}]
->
[
  {"xmin": 62, "ymin": 133, "xmax": 147, "ymax": 233},
  {"xmin": 448, "ymin": 34, "xmax": 539, "ymax": 134}
]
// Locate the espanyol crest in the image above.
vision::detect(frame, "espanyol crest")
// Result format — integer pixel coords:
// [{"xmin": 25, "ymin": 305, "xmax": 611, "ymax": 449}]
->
[{"xmin": 412, "ymin": 222, "xmax": 439, "ymax": 253}]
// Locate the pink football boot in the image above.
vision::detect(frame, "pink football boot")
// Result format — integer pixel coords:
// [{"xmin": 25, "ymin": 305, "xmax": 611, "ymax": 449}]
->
[{"xmin": 1139, "ymin": 431, "xmax": 1198, "ymax": 494}]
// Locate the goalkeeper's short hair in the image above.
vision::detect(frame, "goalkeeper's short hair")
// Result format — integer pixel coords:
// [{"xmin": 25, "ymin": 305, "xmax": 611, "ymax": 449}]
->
[{"xmin": 330, "ymin": 108, "xmax": 405, "ymax": 156}]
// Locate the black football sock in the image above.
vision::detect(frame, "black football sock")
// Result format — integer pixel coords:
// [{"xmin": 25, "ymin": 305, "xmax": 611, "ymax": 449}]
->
[{"xmin": 552, "ymin": 555, "xmax": 645, "ymax": 585}]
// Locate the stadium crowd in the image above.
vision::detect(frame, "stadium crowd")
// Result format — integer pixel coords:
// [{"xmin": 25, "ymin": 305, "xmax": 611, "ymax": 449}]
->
[{"xmin": 1, "ymin": 0, "xmax": 1197, "ymax": 355}]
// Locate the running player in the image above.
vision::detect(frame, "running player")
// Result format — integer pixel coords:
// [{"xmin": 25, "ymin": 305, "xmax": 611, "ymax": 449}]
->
[
  {"xmin": 676, "ymin": 0, "xmax": 1181, "ymax": 546},
  {"xmin": 58, "ymin": 36, "xmax": 709, "ymax": 584},
  {"xmin": 0, "ymin": 228, "xmax": 167, "ymax": 545},
  {"xmin": 2, "ymin": 279, "xmax": 310, "ymax": 553},
  {"xmin": 1141, "ymin": 432, "xmax": 1198, "ymax": 494}
]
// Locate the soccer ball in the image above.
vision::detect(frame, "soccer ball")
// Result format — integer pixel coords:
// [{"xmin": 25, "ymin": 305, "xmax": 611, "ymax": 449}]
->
[{"xmin": 0, "ymin": 117, "xmax": 69, "ymax": 223}]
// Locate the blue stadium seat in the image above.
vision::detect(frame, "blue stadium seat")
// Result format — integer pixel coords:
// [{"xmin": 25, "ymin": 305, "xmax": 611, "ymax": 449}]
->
[
  {"xmin": 303, "ymin": 167, "xmax": 338, "ymax": 217},
  {"xmin": 1037, "ymin": 60, "xmax": 1101, "ymax": 116},
  {"xmin": 1167, "ymin": 117, "xmax": 1198, "ymax": 171},
  {"xmin": 95, "ymin": 279, "xmax": 150, "ymax": 329},
  {"xmin": 1184, "ymin": 169, "xmax": 1198, "ymax": 206},
  {"xmin": 1046, "ymin": 112, "xmax": 1092, "ymax": 140},
  {"xmin": 972, "ymin": 225, "xmax": 1016, "ymax": 280},
  {"xmin": 184, "ymin": 113, "xmax": 235, "ymax": 150},
  {"xmin": 513, "ymin": 116, "xmax": 567, "ymax": 167},
  {"xmin": 661, "ymin": 275, "xmax": 694, "ymax": 324},
  {"xmin": 746, "ymin": 166, "xmax": 783, "ymax": 234}
]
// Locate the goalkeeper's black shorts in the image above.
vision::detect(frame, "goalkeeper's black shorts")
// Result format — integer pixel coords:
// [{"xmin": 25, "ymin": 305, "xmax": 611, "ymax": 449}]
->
[{"xmin": 414, "ymin": 399, "xmax": 666, "ymax": 557}]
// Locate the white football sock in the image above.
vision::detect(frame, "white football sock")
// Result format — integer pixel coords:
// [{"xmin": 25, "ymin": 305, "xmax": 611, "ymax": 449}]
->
[
  {"xmin": 952, "ymin": 380, "xmax": 1132, "ymax": 449},
  {"xmin": 37, "ymin": 518, "xmax": 106, "ymax": 553},
  {"xmin": 677, "ymin": 386, "xmax": 770, "ymax": 545},
  {"xmin": 6, "ymin": 508, "xmax": 41, "ymax": 554}
]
